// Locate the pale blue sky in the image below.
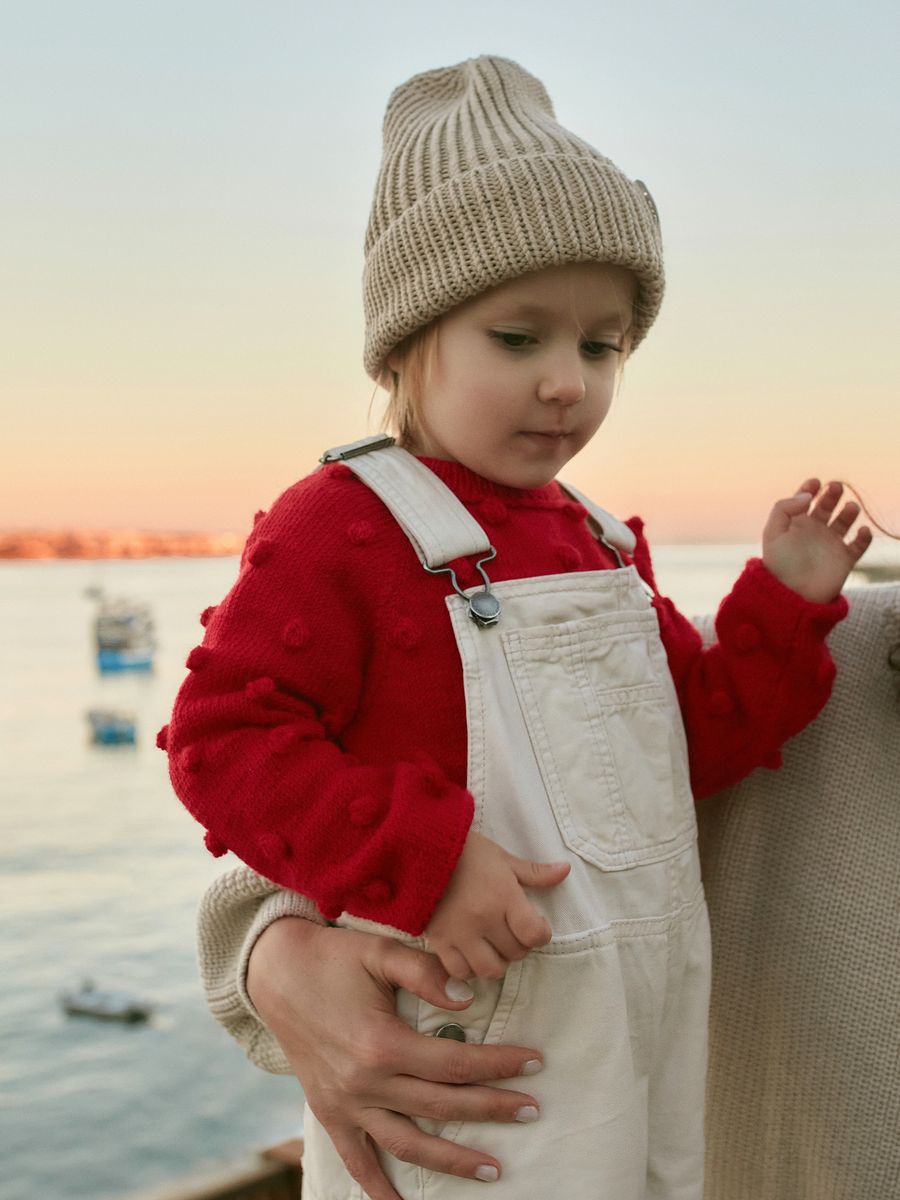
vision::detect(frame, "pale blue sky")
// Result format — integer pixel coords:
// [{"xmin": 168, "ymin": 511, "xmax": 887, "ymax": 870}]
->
[{"xmin": 2, "ymin": 0, "xmax": 898, "ymax": 539}]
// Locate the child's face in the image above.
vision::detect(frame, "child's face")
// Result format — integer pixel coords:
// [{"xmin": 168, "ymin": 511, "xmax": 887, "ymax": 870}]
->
[{"xmin": 397, "ymin": 262, "xmax": 636, "ymax": 489}]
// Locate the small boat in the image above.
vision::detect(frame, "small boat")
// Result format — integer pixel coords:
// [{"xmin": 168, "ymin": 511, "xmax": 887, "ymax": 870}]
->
[
  {"xmin": 61, "ymin": 980, "xmax": 153, "ymax": 1023},
  {"xmin": 93, "ymin": 594, "xmax": 155, "ymax": 672},
  {"xmin": 87, "ymin": 708, "xmax": 137, "ymax": 745}
]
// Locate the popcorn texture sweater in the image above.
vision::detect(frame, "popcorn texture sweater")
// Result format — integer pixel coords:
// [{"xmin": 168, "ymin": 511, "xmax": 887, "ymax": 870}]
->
[{"xmin": 166, "ymin": 457, "xmax": 847, "ymax": 937}]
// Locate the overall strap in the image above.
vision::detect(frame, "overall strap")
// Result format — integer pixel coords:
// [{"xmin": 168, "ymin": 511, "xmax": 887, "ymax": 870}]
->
[
  {"xmin": 319, "ymin": 436, "xmax": 637, "ymax": 566},
  {"xmin": 321, "ymin": 437, "xmax": 490, "ymax": 568},
  {"xmin": 558, "ymin": 481, "xmax": 637, "ymax": 556}
]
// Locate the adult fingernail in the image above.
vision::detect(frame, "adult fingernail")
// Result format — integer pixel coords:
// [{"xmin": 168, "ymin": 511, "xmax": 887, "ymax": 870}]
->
[
  {"xmin": 445, "ymin": 977, "xmax": 474, "ymax": 1002},
  {"xmin": 521, "ymin": 1059, "xmax": 542, "ymax": 1075},
  {"xmin": 475, "ymin": 1165, "xmax": 500, "ymax": 1182},
  {"xmin": 792, "ymin": 492, "xmax": 814, "ymax": 501},
  {"xmin": 515, "ymin": 1105, "xmax": 539, "ymax": 1123}
]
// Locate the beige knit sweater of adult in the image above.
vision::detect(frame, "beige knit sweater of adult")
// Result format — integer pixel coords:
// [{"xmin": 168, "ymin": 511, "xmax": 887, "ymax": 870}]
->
[{"xmin": 197, "ymin": 585, "xmax": 900, "ymax": 1198}]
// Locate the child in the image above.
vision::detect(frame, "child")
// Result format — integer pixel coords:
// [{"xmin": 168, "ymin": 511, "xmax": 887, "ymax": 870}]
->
[{"xmin": 166, "ymin": 56, "xmax": 869, "ymax": 1198}]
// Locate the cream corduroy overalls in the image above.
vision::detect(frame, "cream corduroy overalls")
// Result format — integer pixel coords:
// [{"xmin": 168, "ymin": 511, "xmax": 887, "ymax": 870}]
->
[{"xmin": 303, "ymin": 441, "xmax": 711, "ymax": 1200}]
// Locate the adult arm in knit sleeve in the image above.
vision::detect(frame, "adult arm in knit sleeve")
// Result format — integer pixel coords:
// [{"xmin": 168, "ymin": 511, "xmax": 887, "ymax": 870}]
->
[
  {"xmin": 197, "ymin": 864, "xmax": 328, "ymax": 1074},
  {"xmin": 627, "ymin": 519, "xmax": 848, "ymax": 799}
]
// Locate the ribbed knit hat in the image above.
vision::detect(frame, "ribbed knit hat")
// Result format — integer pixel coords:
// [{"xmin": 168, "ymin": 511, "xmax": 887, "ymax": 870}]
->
[{"xmin": 363, "ymin": 55, "xmax": 663, "ymax": 379}]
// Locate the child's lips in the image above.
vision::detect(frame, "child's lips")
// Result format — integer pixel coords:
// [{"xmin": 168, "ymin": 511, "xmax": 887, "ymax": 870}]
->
[{"xmin": 520, "ymin": 429, "xmax": 569, "ymax": 444}]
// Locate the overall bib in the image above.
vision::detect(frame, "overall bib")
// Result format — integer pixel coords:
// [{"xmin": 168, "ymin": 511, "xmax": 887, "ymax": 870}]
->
[{"xmin": 303, "ymin": 442, "xmax": 711, "ymax": 1200}]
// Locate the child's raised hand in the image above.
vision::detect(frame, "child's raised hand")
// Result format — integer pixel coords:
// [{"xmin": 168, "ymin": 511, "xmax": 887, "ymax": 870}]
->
[
  {"xmin": 424, "ymin": 831, "xmax": 570, "ymax": 982},
  {"xmin": 762, "ymin": 479, "xmax": 872, "ymax": 604}
]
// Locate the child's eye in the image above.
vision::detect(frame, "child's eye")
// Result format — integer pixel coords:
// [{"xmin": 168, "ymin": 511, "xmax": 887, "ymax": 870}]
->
[
  {"xmin": 582, "ymin": 340, "xmax": 619, "ymax": 356},
  {"xmin": 489, "ymin": 331, "xmax": 534, "ymax": 348}
]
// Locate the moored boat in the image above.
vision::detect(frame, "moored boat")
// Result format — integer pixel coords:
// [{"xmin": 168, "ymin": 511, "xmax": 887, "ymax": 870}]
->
[
  {"xmin": 87, "ymin": 708, "xmax": 137, "ymax": 744},
  {"xmin": 93, "ymin": 594, "xmax": 155, "ymax": 672},
  {"xmin": 61, "ymin": 980, "xmax": 153, "ymax": 1023}
]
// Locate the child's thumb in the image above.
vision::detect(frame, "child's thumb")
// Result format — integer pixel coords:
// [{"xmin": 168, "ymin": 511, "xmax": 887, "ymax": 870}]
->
[
  {"xmin": 763, "ymin": 490, "xmax": 815, "ymax": 542},
  {"xmin": 512, "ymin": 857, "xmax": 571, "ymax": 891}
]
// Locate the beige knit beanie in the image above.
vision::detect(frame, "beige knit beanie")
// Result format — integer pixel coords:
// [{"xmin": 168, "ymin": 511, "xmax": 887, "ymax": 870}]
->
[{"xmin": 363, "ymin": 55, "xmax": 663, "ymax": 379}]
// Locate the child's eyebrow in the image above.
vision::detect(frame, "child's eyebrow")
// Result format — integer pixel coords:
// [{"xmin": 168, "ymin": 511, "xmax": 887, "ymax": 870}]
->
[
  {"xmin": 484, "ymin": 304, "xmax": 552, "ymax": 322},
  {"xmin": 484, "ymin": 302, "xmax": 630, "ymax": 327}
]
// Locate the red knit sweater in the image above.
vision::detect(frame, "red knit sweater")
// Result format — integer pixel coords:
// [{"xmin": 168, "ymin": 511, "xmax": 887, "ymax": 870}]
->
[{"xmin": 165, "ymin": 457, "xmax": 847, "ymax": 937}]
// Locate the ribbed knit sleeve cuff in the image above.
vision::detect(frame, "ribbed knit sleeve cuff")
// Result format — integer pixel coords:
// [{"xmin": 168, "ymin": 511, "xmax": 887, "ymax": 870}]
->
[
  {"xmin": 197, "ymin": 865, "xmax": 329, "ymax": 1075},
  {"xmin": 717, "ymin": 558, "xmax": 848, "ymax": 650},
  {"xmin": 330, "ymin": 775, "xmax": 474, "ymax": 938}
]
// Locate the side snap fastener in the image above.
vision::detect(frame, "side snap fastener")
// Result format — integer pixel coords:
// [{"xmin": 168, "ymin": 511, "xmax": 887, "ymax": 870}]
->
[
  {"xmin": 434, "ymin": 1023, "xmax": 467, "ymax": 1042},
  {"xmin": 469, "ymin": 591, "xmax": 501, "ymax": 627}
]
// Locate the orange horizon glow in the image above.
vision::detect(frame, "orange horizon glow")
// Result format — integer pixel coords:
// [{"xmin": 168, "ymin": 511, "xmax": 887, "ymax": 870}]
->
[{"xmin": 1, "ymin": 6, "xmax": 897, "ymax": 546}]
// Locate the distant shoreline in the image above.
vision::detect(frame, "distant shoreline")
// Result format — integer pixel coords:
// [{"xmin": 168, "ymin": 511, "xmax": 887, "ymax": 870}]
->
[{"xmin": 0, "ymin": 530, "xmax": 247, "ymax": 560}]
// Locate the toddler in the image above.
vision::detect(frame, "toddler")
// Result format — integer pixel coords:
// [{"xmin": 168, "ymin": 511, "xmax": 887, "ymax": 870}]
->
[{"xmin": 166, "ymin": 57, "xmax": 869, "ymax": 1199}]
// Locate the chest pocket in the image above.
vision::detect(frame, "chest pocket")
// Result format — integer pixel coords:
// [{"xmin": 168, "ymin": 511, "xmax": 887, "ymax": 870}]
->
[{"xmin": 502, "ymin": 608, "xmax": 696, "ymax": 871}]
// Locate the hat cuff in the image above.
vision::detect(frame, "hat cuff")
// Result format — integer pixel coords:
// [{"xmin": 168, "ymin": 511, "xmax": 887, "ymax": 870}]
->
[{"xmin": 363, "ymin": 152, "xmax": 663, "ymax": 379}]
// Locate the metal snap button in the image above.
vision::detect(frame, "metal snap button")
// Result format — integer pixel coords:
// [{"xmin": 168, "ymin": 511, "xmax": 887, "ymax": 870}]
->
[
  {"xmin": 468, "ymin": 592, "xmax": 500, "ymax": 627},
  {"xmin": 434, "ymin": 1022, "xmax": 467, "ymax": 1042}
]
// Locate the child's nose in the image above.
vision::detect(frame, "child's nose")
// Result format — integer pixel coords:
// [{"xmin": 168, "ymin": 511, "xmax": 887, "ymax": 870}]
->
[{"xmin": 537, "ymin": 358, "xmax": 586, "ymax": 406}]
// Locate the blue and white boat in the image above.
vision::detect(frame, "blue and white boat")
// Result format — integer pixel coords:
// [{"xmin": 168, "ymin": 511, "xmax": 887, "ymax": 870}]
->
[
  {"xmin": 87, "ymin": 709, "xmax": 137, "ymax": 745},
  {"xmin": 93, "ymin": 596, "xmax": 155, "ymax": 672}
]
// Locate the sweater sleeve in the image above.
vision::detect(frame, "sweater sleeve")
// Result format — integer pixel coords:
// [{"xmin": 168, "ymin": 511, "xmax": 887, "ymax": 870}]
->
[
  {"xmin": 166, "ymin": 473, "xmax": 473, "ymax": 938},
  {"xmin": 626, "ymin": 519, "xmax": 848, "ymax": 800},
  {"xmin": 197, "ymin": 865, "xmax": 324, "ymax": 1074}
]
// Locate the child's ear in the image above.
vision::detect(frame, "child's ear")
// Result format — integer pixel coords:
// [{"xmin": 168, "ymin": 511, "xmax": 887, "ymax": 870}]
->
[{"xmin": 386, "ymin": 348, "xmax": 403, "ymax": 373}]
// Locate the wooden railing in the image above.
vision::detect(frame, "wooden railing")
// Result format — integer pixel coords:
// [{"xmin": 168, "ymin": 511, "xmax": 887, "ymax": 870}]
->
[{"xmin": 114, "ymin": 1139, "xmax": 304, "ymax": 1200}]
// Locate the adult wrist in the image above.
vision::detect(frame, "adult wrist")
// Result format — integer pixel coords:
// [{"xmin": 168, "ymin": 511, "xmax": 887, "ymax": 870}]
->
[{"xmin": 246, "ymin": 915, "xmax": 320, "ymax": 1015}]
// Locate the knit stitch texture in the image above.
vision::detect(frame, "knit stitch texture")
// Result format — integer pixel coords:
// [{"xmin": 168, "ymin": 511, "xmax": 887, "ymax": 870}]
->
[
  {"xmin": 194, "ymin": 587, "xmax": 900, "ymax": 1200},
  {"xmin": 363, "ymin": 56, "xmax": 664, "ymax": 377},
  {"xmin": 697, "ymin": 585, "xmax": 900, "ymax": 1199},
  {"xmin": 168, "ymin": 456, "xmax": 845, "ymax": 939}
]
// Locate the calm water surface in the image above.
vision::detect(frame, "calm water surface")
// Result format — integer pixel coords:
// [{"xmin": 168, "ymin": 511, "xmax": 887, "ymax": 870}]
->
[
  {"xmin": 0, "ymin": 557, "xmax": 300, "ymax": 1200},
  {"xmin": 1, "ymin": 545, "xmax": 891, "ymax": 1199}
]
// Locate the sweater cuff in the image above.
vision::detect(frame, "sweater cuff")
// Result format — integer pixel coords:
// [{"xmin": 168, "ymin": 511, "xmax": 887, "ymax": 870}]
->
[
  {"xmin": 197, "ymin": 864, "xmax": 328, "ymax": 1075},
  {"xmin": 717, "ymin": 558, "xmax": 848, "ymax": 650},
  {"xmin": 317, "ymin": 765, "xmax": 474, "ymax": 938}
]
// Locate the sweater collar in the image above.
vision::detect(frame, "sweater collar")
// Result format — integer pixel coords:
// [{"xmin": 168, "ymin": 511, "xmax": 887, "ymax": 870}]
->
[{"xmin": 418, "ymin": 457, "xmax": 565, "ymax": 508}]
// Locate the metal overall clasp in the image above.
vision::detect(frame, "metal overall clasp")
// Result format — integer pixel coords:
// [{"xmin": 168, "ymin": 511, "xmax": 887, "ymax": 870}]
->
[{"xmin": 423, "ymin": 547, "xmax": 501, "ymax": 628}]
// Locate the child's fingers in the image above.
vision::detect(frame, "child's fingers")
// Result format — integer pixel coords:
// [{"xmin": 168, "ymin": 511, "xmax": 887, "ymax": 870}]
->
[
  {"xmin": 464, "ymin": 939, "xmax": 511, "ymax": 981},
  {"xmin": 809, "ymin": 480, "xmax": 844, "ymax": 523},
  {"xmin": 847, "ymin": 525, "xmax": 873, "ymax": 563},
  {"xmin": 764, "ymin": 491, "xmax": 815, "ymax": 541},
  {"xmin": 511, "ymin": 856, "xmax": 571, "ymax": 892},
  {"xmin": 435, "ymin": 937, "xmax": 508, "ymax": 982},
  {"xmin": 434, "ymin": 944, "xmax": 476, "ymax": 984},
  {"xmin": 485, "ymin": 922, "xmax": 533, "ymax": 965},
  {"xmin": 782, "ymin": 493, "xmax": 815, "ymax": 515},
  {"xmin": 827, "ymin": 501, "xmax": 860, "ymax": 538},
  {"xmin": 506, "ymin": 894, "xmax": 553, "ymax": 950}
]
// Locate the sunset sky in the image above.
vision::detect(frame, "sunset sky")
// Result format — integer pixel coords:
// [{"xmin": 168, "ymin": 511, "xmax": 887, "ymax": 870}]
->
[{"xmin": 1, "ymin": 0, "xmax": 898, "ymax": 542}]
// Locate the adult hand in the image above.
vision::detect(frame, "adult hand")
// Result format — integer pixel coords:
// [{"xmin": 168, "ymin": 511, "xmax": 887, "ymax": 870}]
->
[{"xmin": 247, "ymin": 917, "xmax": 544, "ymax": 1200}]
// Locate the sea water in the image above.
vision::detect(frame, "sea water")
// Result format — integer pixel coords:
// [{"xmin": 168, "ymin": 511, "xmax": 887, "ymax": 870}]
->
[{"xmin": 0, "ymin": 546, "xmax": 893, "ymax": 1200}]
